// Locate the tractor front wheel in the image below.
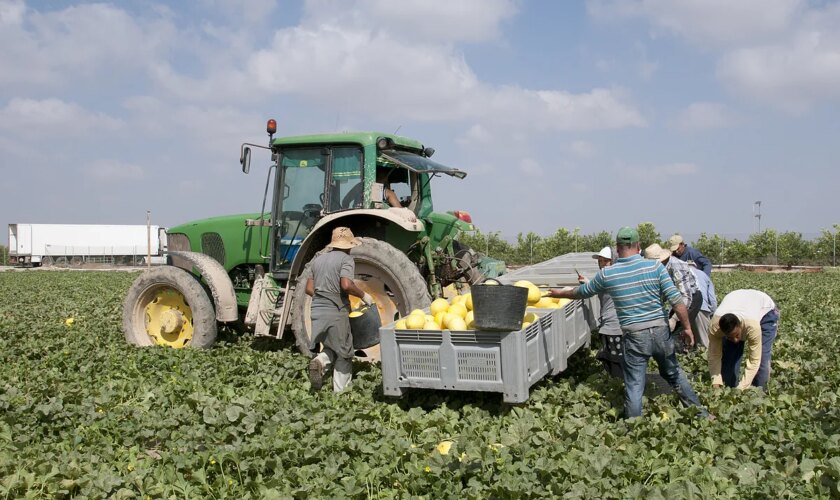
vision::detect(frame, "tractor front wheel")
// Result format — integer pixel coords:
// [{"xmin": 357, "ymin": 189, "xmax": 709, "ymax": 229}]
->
[
  {"xmin": 291, "ymin": 237, "xmax": 431, "ymax": 360},
  {"xmin": 122, "ymin": 266, "xmax": 217, "ymax": 349}
]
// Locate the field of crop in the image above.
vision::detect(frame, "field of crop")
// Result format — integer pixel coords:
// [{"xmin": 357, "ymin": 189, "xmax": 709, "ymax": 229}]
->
[{"xmin": 0, "ymin": 270, "xmax": 839, "ymax": 498}]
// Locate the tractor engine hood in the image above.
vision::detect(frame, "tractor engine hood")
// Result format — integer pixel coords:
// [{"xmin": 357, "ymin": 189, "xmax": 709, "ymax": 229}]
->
[{"xmin": 379, "ymin": 150, "xmax": 467, "ymax": 179}]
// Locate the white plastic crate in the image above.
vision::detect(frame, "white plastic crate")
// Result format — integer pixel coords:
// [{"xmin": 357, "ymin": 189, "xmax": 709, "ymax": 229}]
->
[{"xmin": 380, "ymin": 299, "xmax": 596, "ymax": 403}]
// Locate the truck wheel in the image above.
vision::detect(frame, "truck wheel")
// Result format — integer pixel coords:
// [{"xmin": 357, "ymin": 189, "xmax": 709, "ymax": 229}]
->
[
  {"xmin": 291, "ymin": 237, "xmax": 431, "ymax": 359},
  {"xmin": 122, "ymin": 266, "xmax": 217, "ymax": 349},
  {"xmin": 41, "ymin": 256, "xmax": 53, "ymax": 267}
]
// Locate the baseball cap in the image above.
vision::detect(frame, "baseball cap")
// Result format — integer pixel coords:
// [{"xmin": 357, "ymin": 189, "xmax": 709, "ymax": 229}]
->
[
  {"xmin": 616, "ymin": 226, "xmax": 639, "ymax": 244},
  {"xmin": 668, "ymin": 234, "xmax": 684, "ymax": 251},
  {"xmin": 592, "ymin": 246, "xmax": 612, "ymax": 260}
]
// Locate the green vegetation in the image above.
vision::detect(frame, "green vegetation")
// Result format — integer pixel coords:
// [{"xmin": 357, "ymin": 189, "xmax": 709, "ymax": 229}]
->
[
  {"xmin": 0, "ymin": 245, "xmax": 7, "ymax": 266},
  {"xmin": 0, "ymin": 270, "xmax": 838, "ymax": 497},
  {"xmin": 461, "ymin": 223, "xmax": 840, "ymax": 266}
]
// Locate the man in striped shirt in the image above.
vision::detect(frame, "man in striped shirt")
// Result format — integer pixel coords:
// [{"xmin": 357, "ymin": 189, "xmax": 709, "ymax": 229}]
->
[{"xmin": 548, "ymin": 227, "xmax": 709, "ymax": 418}]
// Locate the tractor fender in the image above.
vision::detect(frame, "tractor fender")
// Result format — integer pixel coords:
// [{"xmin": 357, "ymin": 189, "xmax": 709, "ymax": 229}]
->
[
  {"xmin": 168, "ymin": 250, "xmax": 239, "ymax": 323},
  {"xmin": 289, "ymin": 209, "xmax": 424, "ymax": 277}
]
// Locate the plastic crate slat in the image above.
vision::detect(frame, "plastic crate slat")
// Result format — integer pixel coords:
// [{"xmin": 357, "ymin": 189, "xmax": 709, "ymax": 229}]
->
[{"xmin": 398, "ymin": 347, "xmax": 441, "ymax": 379}]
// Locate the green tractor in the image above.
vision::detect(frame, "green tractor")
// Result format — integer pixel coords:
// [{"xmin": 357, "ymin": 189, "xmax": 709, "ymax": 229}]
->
[{"xmin": 122, "ymin": 120, "xmax": 505, "ymax": 356}]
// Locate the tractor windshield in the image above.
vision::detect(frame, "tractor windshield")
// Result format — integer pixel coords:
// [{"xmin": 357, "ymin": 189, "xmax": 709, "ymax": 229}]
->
[{"xmin": 379, "ymin": 150, "xmax": 466, "ymax": 179}]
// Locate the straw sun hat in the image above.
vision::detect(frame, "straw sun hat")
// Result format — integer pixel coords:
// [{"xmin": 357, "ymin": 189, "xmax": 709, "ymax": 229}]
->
[{"xmin": 327, "ymin": 227, "xmax": 361, "ymax": 250}]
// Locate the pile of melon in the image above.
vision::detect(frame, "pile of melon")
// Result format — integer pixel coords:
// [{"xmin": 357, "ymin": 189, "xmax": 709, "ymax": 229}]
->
[
  {"xmin": 393, "ymin": 280, "xmax": 572, "ymax": 331},
  {"xmin": 512, "ymin": 280, "xmax": 572, "ymax": 310},
  {"xmin": 394, "ymin": 293, "xmax": 475, "ymax": 331}
]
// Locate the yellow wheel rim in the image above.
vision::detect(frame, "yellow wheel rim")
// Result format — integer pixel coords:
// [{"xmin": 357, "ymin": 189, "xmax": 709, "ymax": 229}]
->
[{"xmin": 144, "ymin": 287, "xmax": 194, "ymax": 348}]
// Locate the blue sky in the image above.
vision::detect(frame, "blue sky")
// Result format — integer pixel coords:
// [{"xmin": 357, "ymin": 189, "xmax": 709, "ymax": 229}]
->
[{"xmin": 2, "ymin": 0, "xmax": 838, "ymax": 242}]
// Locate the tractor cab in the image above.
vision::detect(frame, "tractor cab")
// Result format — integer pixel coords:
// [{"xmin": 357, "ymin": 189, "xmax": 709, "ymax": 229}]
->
[{"xmin": 240, "ymin": 123, "xmax": 466, "ymax": 277}]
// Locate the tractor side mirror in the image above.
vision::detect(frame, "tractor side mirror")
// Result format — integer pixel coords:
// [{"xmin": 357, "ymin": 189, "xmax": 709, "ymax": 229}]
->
[{"xmin": 240, "ymin": 146, "xmax": 252, "ymax": 174}]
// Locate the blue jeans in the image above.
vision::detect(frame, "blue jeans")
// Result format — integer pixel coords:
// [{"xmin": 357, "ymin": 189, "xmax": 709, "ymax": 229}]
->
[
  {"xmin": 622, "ymin": 325, "xmax": 706, "ymax": 418},
  {"xmin": 721, "ymin": 308, "xmax": 780, "ymax": 389}
]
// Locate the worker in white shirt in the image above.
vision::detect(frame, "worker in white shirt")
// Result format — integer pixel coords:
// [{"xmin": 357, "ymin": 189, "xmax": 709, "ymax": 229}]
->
[{"xmin": 708, "ymin": 289, "xmax": 780, "ymax": 390}]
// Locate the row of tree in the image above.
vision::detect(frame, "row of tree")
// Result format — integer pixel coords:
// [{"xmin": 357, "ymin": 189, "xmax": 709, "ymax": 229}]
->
[
  {"xmin": 461, "ymin": 223, "xmax": 840, "ymax": 267},
  {"xmin": 0, "ymin": 245, "xmax": 7, "ymax": 266}
]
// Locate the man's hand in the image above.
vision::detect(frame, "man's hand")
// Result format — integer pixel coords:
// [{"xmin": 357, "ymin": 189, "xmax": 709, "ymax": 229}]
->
[
  {"xmin": 681, "ymin": 327, "xmax": 695, "ymax": 347},
  {"xmin": 546, "ymin": 286, "xmax": 575, "ymax": 299},
  {"xmin": 362, "ymin": 292, "xmax": 374, "ymax": 306},
  {"xmin": 712, "ymin": 384, "xmax": 722, "ymax": 389}
]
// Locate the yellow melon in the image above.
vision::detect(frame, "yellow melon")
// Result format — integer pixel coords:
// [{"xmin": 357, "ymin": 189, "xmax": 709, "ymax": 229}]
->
[
  {"xmin": 409, "ymin": 309, "xmax": 426, "ymax": 317},
  {"xmin": 423, "ymin": 320, "xmax": 440, "ymax": 331},
  {"xmin": 464, "ymin": 293, "xmax": 473, "ymax": 311},
  {"xmin": 349, "ymin": 311, "xmax": 363, "ymax": 318},
  {"xmin": 443, "ymin": 313, "xmax": 460, "ymax": 329},
  {"xmin": 434, "ymin": 311, "xmax": 447, "ymax": 327},
  {"xmin": 534, "ymin": 297, "xmax": 554, "ymax": 308},
  {"xmin": 523, "ymin": 312, "xmax": 538, "ymax": 324},
  {"xmin": 447, "ymin": 317, "xmax": 467, "ymax": 331},
  {"xmin": 395, "ymin": 319, "xmax": 407, "ymax": 330},
  {"xmin": 465, "ymin": 310, "xmax": 475, "ymax": 329},
  {"xmin": 430, "ymin": 298, "xmax": 450, "ymax": 316},
  {"xmin": 406, "ymin": 314, "xmax": 426, "ymax": 329},
  {"xmin": 448, "ymin": 303, "xmax": 468, "ymax": 319},
  {"xmin": 514, "ymin": 280, "xmax": 541, "ymax": 304}
]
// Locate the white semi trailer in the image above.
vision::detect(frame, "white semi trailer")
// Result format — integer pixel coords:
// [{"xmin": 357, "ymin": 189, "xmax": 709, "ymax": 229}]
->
[{"xmin": 8, "ymin": 223, "xmax": 167, "ymax": 267}]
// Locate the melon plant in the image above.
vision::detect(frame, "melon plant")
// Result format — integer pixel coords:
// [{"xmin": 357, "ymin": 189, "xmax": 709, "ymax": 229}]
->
[{"xmin": 0, "ymin": 269, "xmax": 838, "ymax": 497}]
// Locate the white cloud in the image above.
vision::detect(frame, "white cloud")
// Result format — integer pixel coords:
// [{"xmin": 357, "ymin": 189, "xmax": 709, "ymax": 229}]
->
[
  {"xmin": 0, "ymin": 3, "xmax": 177, "ymax": 88},
  {"xmin": 623, "ymin": 161, "xmax": 698, "ymax": 178},
  {"xmin": 198, "ymin": 0, "xmax": 279, "ymax": 24},
  {"xmin": 303, "ymin": 0, "xmax": 518, "ymax": 44},
  {"xmin": 634, "ymin": 41, "xmax": 658, "ymax": 79},
  {"xmin": 245, "ymin": 24, "xmax": 646, "ymax": 130},
  {"xmin": 717, "ymin": 30, "xmax": 840, "ymax": 112},
  {"xmin": 569, "ymin": 140, "xmax": 596, "ymax": 158},
  {"xmin": 676, "ymin": 102, "xmax": 737, "ymax": 130},
  {"xmin": 84, "ymin": 160, "xmax": 145, "ymax": 182},
  {"xmin": 0, "ymin": 0, "xmax": 25, "ymax": 25},
  {"xmin": 518, "ymin": 158, "xmax": 543, "ymax": 177},
  {"xmin": 587, "ymin": 0, "xmax": 803, "ymax": 47},
  {"xmin": 0, "ymin": 98, "xmax": 122, "ymax": 134},
  {"xmin": 589, "ymin": 0, "xmax": 840, "ymax": 111},
  {"xmin": 456, "ymin": 124, "xmax": 494, "ymax": 146}
]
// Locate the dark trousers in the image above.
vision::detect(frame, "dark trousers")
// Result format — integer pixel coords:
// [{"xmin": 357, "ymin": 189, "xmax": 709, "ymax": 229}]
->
[
  {"xmin": 596, "ymin": 334, "xmax": 624, "ymax": 379},
  {"xmin": 721, "ymin": 308, "xmax": 780, "ymax": 389},
  {"xmin": 674, "ymin": 290, "xmax": 703, "ymax": 352}
]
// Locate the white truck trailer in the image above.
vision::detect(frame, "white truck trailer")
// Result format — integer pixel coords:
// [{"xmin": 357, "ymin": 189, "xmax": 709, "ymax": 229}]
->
[{"xmin": 8, "ymin": 223, "xmax": 166, "ymax": 267}]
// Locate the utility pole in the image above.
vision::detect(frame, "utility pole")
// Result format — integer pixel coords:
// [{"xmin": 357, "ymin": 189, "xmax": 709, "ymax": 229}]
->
[
  {"xmin": 753, "ymin": 201, "xmax": 762, "ymax": 233},
  {"xmin": 146, "ymin": 210, "xmax": 152, "ymax": 269}
]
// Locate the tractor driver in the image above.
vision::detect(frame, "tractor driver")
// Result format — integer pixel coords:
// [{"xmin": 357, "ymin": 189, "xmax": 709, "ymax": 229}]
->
[{"xmin": 376, "ymin": 168, "xmax": 402, "ymax": 208}]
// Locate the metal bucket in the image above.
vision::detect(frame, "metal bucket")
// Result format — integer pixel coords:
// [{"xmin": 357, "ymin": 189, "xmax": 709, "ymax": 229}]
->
[
  {"xmin": 349, "ymin": 305, "xmax": 382, "ymax": 349},
  {"xmin": 471, "ymin": 283, "xmax": 528, "ymax": 331}
]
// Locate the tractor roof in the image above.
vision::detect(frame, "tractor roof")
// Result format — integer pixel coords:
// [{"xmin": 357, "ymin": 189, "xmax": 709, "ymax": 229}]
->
[{"xmin": 271, "ymin": 132, "xmax": 424, "ymax": 150}]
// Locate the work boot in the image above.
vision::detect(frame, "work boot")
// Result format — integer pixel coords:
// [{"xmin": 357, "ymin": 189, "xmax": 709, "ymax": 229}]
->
[{"xmin": 308, "ymin": 357, "xmax": 325, "ymax": 392}]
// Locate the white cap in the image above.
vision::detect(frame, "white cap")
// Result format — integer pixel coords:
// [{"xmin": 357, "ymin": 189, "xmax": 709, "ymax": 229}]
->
[{"xmin": 592, "ymin": 246, "xmax": 612, "ymax": 260}]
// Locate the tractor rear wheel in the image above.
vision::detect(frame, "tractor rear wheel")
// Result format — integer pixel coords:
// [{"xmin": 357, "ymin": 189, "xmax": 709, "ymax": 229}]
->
[
  {"xmin": 122, "ymin": 266, "xmax": 217, "ymax": 349},
  {"xmin": 291, "ymin": 237, "xmax": 431, "ymax": 360}
]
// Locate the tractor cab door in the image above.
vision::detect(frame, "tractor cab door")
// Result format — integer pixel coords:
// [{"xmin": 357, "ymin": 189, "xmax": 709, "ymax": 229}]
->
[{"xmin": 270, "ymin": 145, "xmax": 365, "ymax": 271}]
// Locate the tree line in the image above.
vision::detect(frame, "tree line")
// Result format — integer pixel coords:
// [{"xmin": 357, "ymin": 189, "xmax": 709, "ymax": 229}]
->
[{"xmin": 461, "ymin": 223, "xmax": 840, "ymax": 267}]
